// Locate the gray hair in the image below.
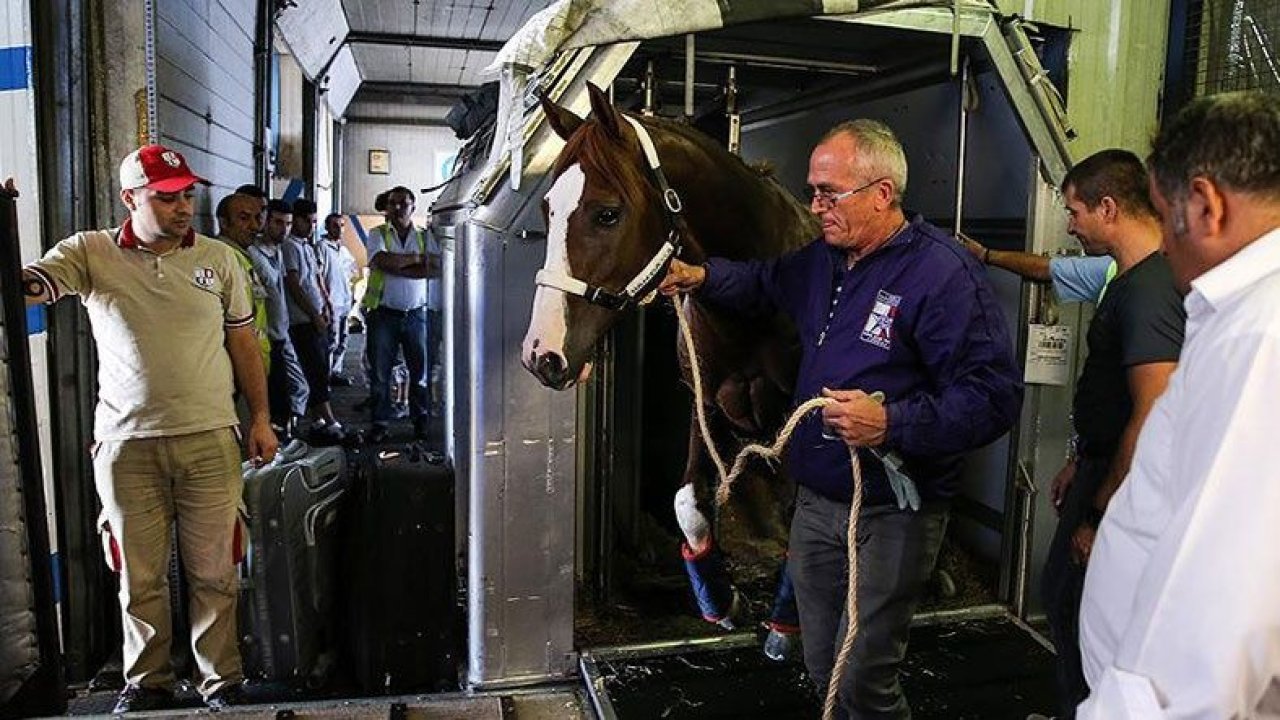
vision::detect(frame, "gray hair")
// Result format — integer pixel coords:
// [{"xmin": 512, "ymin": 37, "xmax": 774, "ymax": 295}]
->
[
  {"xmin": 1149, "ymin": 91, "xmax": 1280, "ymax": 203},
  {"xmin": 821, "ymin": 119, "xmax": 908, "ymax": 204}
]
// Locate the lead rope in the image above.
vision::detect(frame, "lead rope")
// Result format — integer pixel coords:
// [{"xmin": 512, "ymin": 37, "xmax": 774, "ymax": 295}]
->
[{"xmin": 673, "ymin": 295, "xmax": 860, "ymax": 720}]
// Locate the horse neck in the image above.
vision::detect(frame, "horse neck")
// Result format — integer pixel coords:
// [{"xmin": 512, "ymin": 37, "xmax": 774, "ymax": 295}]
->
[{"xmin": 656, "ymin": 130, "xmax": 814, "ymax": 263}]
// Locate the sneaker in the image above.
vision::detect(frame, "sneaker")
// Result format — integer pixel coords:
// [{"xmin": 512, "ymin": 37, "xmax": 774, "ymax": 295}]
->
[
  {"xmin": 112, "ymin": 684, "xmax": 174, "ymax": 714},
  {"xmin": 204, "ymin": 682, "xmax": 248, "ymax": 711},
  {"xmin": 763, "ymin": 628, "xmax": 795, "ymax": 662},
  {"xmin": 367, "ymin": 425, "xmax": 389, "ymax": 445}
]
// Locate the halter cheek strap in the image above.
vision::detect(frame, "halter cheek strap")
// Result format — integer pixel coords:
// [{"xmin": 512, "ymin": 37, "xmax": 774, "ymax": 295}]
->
[{"xmin": 534, "ymin": 115, "xmax": 684, "ymax": 312}]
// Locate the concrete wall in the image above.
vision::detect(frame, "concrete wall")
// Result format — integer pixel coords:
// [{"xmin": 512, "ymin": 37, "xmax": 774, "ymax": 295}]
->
[
  {"xmin": 94, "ymin": 0, "xmax": 150, "ymax": 226},
  {"xmin": 275, "ymin": 51, "xmax": 305, "ymax": 185},
  {"xmin": 340, "ymin": 121, "xmax": 461, "ymax": 216},
  {"xmin": 153, "ymin": 0, "xmax": 258, "ymax": 234}
]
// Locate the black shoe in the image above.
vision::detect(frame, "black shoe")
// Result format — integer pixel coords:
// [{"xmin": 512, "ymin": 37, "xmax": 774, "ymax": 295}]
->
[
  {"xmin": 204, "ymin": 682, "xmax": 248, "ymax": 711},
  {"xmin": 112, "ymin": 684, "xmax": 174, "ymax": 714},
  {"xmin": 367, "ymin": 425, "xmax": 389, "ymax": 444},
  {"xmin": 329, "ymin": 374, "xmax": 351, "ymax": 387}
]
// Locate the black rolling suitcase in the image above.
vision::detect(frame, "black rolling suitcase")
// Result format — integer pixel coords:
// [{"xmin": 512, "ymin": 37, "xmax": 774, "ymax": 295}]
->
[
  {"xmin": 346, "ymin": 445, "xmax": 458, "ymax": 694},
  {"xmin": 239, "ymin": 441, "xmax": 348, "ymax": 685}
]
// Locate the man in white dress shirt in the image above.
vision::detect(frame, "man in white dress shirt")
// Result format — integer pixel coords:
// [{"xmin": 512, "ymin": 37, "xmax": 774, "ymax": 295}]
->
[{"xmin": 1078, "ymin": 91, "xmax": 1280, "ymax": 718}]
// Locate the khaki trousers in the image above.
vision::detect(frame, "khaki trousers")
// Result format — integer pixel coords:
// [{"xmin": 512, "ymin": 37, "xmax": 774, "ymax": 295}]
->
[{"xmin": 93, "ymin": 427, "xmax": 244, "ymax": 697}]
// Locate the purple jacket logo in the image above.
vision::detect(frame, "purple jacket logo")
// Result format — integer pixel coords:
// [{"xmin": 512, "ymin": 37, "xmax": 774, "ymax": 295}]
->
[{"xmin": 860, "ymin": 289, "xmax": 901, "ymax": 350}]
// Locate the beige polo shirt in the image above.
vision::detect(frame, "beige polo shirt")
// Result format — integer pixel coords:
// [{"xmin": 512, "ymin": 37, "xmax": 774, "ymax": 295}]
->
[{"xmin": 26, "ymin": 225, "xmax": 255, "ymax": 442}]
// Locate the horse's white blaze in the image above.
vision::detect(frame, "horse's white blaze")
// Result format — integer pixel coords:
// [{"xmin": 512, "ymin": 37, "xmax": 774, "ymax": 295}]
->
[
  {"xmin": 523, "ymin": 164, "xmax": 586, "ymax": 367},
  {"xmin": 674, "ymin": 484, "xmax": 710, "ymax": 551}
]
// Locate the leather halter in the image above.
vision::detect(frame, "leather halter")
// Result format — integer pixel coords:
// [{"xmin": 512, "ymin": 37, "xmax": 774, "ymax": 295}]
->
[{"xmin": 535, "ymin": 115, "xmax": 684, "ymax": 312}]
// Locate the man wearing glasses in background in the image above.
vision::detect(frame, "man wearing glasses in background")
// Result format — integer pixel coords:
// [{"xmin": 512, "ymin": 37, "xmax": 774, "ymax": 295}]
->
[{"xmin": 660, "ymin": 120, "xmax": 1022, "ymax": 718}]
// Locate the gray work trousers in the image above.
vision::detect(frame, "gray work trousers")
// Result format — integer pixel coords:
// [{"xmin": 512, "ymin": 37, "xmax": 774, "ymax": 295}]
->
[
  {"xmin": 281, "ymin": 336, "xmax": 309, "ymax": 416},
  {"xmin": 789, "ymin": 484, "xmax": 948, "ymax": 720}
]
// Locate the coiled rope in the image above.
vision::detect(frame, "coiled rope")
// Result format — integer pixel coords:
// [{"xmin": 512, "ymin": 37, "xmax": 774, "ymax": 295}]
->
[{"xmin": 673, "ymin": 295, "xmax": 861, "ymax": 720}]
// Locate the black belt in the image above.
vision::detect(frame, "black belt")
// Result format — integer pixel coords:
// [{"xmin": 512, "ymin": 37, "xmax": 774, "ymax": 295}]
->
[{"xmin": 373, "ymin": 304, "xmax": 425, "ymax": 316}]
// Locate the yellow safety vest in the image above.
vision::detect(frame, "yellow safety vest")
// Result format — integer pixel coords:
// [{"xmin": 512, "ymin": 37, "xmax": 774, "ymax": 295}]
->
[
  {"xmin": 362, "ymin": 224, "xmax": 426, "ymax": 311},
  {"xmin": 225, "ymin": 240, "xmax": 272, "ymax": 371}
]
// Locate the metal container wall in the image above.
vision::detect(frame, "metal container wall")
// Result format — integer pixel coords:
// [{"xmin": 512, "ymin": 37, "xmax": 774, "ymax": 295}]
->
[{"xmin": 432, "ymin": 44, "xmax": 638, "ymax": 688}]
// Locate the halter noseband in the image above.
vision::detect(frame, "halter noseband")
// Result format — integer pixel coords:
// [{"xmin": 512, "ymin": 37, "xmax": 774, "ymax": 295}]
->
[{"xmin": 535, "ymin": 115, "xmax": 684, "ymax": 312}]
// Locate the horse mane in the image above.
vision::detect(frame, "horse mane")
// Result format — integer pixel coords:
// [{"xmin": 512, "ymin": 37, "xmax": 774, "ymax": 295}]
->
[
  {"xmin": 750, "ymin": 160, "xmax": 776, "ymax": 177},
  {"xmin": 552, "ymin": 110, "xmax": 817, "ymax": 258},
  {"xmin": 644, "ymin": 115, "xmax": 818, "ymax": 256}
]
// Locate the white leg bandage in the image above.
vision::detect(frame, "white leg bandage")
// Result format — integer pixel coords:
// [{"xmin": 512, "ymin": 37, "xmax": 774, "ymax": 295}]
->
[{"xmin": 674, "ymin": 484, "xmax": 710, "ymax": 551}]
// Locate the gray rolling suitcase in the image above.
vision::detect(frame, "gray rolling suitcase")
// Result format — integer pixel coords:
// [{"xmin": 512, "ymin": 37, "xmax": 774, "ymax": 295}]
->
[{"xmin": 239, "ymin": 441, "xmax": 348, "ymax": 686}]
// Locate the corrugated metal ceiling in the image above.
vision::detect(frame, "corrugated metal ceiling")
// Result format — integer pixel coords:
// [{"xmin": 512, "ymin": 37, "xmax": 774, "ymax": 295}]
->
[
  {"xmin": 273, "ymin": 0, "xmax": 552, "ymax": 118},
  {"xmin": 280, "ymin": 0, "xmax": 984, "ymax": 122},
  {"xmin": 344, "ymin": 0, "xmax": 549, "ymax": 41},
  {"xmin": 350, "ymin": 44, "xmax": 497, "ymax": 87}
]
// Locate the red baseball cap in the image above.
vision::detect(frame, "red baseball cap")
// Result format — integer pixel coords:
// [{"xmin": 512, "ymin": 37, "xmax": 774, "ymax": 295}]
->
[{"xmin": 118, "ymin": 144, "xmax": 210, "ymax": 192}]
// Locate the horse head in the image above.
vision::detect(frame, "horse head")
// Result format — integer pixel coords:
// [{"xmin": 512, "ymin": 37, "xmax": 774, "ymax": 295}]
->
[{"xmin": 522, "ymin": 83, "xmax": 684, "ymax": 390}]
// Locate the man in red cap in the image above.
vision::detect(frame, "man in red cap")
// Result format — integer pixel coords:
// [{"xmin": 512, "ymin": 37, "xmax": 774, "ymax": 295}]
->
[{"xmin": 19, "ymin": 144, "xmax": 276, "ymax": 713}]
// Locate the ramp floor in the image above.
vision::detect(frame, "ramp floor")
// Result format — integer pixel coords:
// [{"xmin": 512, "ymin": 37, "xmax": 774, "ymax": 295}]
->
[{"xmin": 583, "ymin": 614, "xmax": 1058, "ymax": 719}]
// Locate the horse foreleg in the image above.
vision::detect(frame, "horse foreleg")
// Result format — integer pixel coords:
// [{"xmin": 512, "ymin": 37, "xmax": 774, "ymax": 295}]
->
[
  {"xmin": 674, "ymin": 418, "xmax": 711, "ymax": 552},
  {"xmin": 675, "ymin": 410, "xmax": 740, "ymax": 629},
  {"xmin": 763, "ymin": 555, "xmax": 800, "ymax": 661}
]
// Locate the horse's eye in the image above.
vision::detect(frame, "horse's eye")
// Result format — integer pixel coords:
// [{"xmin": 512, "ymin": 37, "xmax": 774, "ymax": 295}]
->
[{"xmin": 595, "ymin": 208, "xmax": 621, "ymax": 227}]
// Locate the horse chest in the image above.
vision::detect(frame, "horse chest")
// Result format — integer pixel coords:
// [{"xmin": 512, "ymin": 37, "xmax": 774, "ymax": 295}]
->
[{"xmin": 677, "ymin": 301, "xmax": 798, "ymax": 438}]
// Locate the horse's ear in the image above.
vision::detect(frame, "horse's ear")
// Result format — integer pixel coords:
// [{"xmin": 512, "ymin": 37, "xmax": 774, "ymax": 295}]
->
[
  {"xmin": 540, "ymin": 91, "xmax": 584, "ymax": 141},
  {"xmin": 586, "ymin": 82, "xmax": 623, "ymax": 141}
]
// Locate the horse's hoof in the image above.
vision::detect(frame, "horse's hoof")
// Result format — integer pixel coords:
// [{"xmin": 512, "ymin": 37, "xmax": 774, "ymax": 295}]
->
[
  {"xmin": 763, "ymin": 628, "xmax": 796, "ymax": 662},
  {"xmin": 713, "ymin": 588, "xmax": 744, "ymax": 631}
]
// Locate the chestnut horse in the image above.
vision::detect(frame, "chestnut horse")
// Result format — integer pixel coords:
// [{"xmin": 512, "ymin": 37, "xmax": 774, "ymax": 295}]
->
[{"xmin": 521, "ymin": 83, "xmax": 818, "ymax": 627}]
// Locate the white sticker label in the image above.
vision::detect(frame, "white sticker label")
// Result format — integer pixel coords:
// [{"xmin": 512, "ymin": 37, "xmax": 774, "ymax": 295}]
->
[{"xmin": 1024, "ymin": 323, "xmax": 1072, "ymax": 386}]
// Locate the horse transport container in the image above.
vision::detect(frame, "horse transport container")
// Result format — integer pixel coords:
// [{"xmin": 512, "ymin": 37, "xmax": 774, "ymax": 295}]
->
[{"xmin": 432, "ymin": 3, "xmax": 1084, "ymax": 714}]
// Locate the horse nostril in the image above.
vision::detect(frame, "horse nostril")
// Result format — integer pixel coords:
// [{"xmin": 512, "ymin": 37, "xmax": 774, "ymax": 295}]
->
[
  {"xmin": 535, "ymin": 352, "xmax": 568, "ymax": 385},
  {"xmin": 541, "ymin": 353, "xmax": 565, "ymax": 375}
]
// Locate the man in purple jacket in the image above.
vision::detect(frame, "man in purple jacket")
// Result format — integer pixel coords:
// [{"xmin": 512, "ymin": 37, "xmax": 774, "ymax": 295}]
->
[{"xmin": 661, "ymin": 119, "xmax": 1022, "ymax": 718}]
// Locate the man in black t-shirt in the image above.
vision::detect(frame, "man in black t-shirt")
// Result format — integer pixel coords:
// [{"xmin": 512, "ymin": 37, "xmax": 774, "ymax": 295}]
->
[{"xmin": 1040, "ymin": 150, "xmax": 1185, "ymax": 719}]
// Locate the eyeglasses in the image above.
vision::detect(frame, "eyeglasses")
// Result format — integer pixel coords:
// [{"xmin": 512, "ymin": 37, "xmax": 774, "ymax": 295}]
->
[{"xmin": 804, "ymin": 176, "xmax": 888, "ymax": 208}]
